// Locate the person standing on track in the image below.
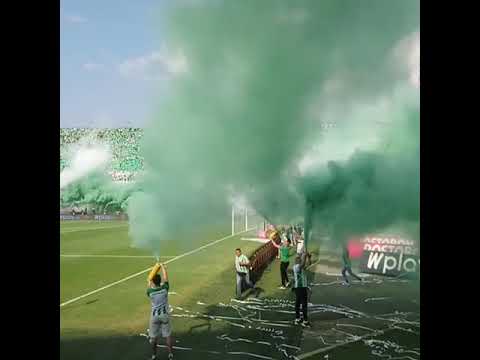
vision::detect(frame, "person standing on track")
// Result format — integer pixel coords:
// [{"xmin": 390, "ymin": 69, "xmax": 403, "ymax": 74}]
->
[
  {"xmin": 341, "ymin": 244, "xmax": 363, "ymax": 286},
  {"xmin": 147, "ymin": 262, "xmax": 174, "ymax": 360},
  {"xmin": 292, "ymin": 252, "xmax": 312, "ymax": 327},
  {"xmin": 271, "ymin": 236, "xmax": 292, "ymax": 289},
  {"xmin": 235, "ymin": 248, "xmax": 254, "ymax": 298}
]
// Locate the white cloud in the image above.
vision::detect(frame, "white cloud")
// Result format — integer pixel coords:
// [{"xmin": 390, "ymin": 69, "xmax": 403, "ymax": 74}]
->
[
  {"xmin": 65, "ymin": 14, "xmax": 88, "ymax": 23},
  {"xmin": 118, "ymin": 48, "xmax": 188, "ymax": 80},
  {"xmin": 83, "ymin": 62, "xmax": 104, "ymax": 71}
]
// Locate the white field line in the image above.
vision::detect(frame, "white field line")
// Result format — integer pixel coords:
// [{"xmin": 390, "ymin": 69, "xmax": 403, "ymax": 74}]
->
[
  {"xmin": 60, "ymin": 254, "xmax": 174, "ymax": 259},
  {"xmin": 61, "ymin": 224, "xmax": 129, "ymax": 234},
  {"xmin": 240, "ymin": 237, "xmax": 269, "ymax": 243},
  {"xmin": 60, "ymin": 228, "xmax": 256, "ymax": 308}
]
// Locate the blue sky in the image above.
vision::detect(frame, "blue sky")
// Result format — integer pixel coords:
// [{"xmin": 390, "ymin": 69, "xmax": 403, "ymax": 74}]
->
[{"xmin": 60, "ymin": 0, "xmax": 173, "ymax": 128}]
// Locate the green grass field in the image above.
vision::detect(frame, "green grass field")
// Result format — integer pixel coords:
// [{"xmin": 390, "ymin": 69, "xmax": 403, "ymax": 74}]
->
[{"xmin": 60, "ymin": 221, "xmax": 420, "ymax": 360}]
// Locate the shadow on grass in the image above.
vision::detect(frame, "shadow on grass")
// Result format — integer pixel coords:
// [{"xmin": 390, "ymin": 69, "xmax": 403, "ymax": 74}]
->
[
  {"xmin": 60, "ymin": 251, "xmax": 420, "ymax": 360},
  {"xmin": 60, "ymin": 263, "xmax": 306, "ymax": 360},
  {"xmin": 60, "ymin": 318, "xmax": 300, "ymax": 360}
]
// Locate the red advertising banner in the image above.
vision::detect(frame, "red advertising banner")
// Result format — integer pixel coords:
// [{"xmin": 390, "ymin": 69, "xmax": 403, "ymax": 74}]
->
[
  {"xmin": 362, "ymin": 236, "xmax": 418, "ymax": 256},
  {"xmin": 348, "ymin": 235, "xmax": 419, "ymax": 258}
]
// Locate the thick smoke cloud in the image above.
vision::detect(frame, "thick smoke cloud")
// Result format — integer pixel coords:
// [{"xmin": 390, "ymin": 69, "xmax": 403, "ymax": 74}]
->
[
  {"xmin": 60, "ymin": 171, "xmax": 140, "ymax": 213},
  {"xmin": 128, "ymin": 0, "xmax": 419, "ymax": 254}
]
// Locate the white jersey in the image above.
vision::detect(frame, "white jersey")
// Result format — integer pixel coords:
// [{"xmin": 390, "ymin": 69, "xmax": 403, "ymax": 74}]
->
[
  {"xmin": 293, "ymin": 264, "xmax": 308, "ymax": 288},
  {"xmin": 235, "ymin": 254, "xmax": 249, "ymax": 273},
  {"xmin": 297, "ymin": 241, "xmax": 305, "ymax": 254},
  {"xmin": 147, "ymin": 282, "xmax": 169, "ymax": 317}
]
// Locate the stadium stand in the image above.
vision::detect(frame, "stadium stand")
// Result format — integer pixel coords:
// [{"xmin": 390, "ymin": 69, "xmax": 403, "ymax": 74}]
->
[{"xmin": 60, "ymin": 128, "xmax": 144, "ymax": 182}]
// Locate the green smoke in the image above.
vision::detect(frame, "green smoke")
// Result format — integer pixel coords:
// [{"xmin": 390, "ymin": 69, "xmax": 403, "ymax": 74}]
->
[
  {"xmin": 128, "ymin": 0, "xmax": 419, "ymax": 253},
  {"xmin": 300, "ymin": 89, "xmax": 419, "ymax": 245},
  {"xmin": 60, "ymin": 171, "xmax": 140, "ymax": 213}
]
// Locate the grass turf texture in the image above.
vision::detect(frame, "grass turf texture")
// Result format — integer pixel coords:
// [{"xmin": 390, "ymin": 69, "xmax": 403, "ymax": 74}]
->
[{"xmin": 60, "ymin": 221, "xmax": 419, "ymax": 360}]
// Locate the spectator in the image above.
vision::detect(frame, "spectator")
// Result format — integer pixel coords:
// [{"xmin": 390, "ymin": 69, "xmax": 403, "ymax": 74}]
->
[
  {"xmin": 292, "ymin": 252, "xmax": 312, "ymax": 327},
  {"xmin": 286, "ymin": 226, "xmax": 294, "ymax": 245},
  {"xmin": 297, "ymin": 235, "xmax": 305, "ymax": 255},
  {"xmin": 341, "ymin": 244, "xmax": 363, "ymax": 286},
  {"xmin": 235, "ymin": 248, "xmax": 254, "ymax": 299},
  {"xmin": 271, "ymin": 236, "xmax": 292, "ymax": 289},
  {"xmin": 146, "ymin": 263, "xmax": 174, "ymax": 360}
]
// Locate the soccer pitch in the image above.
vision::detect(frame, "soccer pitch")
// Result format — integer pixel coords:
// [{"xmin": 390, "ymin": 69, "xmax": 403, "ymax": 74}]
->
[
  {"xmin": 60, "ymin": 221, "xmax": 420, "ymax": 360},
  {"xmin": 60, "ymin": 220, "xmax": 263, "ymax": 359}
]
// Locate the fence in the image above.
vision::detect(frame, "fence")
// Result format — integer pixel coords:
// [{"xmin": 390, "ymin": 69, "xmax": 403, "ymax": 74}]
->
[{"xmin": 248, "ymin": 237, "xmax": 280, "ymax": 283}]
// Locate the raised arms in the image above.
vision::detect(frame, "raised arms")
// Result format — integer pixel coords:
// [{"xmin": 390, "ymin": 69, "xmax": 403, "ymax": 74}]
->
[
  {"xmin": 147, "ymin": 263, "xmax": 161, "ymax": 285},
  {"xmin": 147, "ymin": 262, "xmax": 168, "ymax": 287}
]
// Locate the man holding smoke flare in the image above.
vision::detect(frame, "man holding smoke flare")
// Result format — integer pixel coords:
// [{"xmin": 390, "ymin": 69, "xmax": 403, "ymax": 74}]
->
[{"xmin": 147, "ymin": 262, "xmax": 174, "ymax": 360}]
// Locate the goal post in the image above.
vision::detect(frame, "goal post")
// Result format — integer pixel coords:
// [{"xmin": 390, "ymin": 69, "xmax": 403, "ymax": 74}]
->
[{"xmin": 231, "ymin": 206, "xmax": 265, "ymax": 235}]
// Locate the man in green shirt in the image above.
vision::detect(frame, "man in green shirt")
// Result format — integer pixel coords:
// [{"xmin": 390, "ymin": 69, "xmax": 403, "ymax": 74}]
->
[{"xmin": 271, "ymin": 236, "xmax": 292, "ymax": 289}]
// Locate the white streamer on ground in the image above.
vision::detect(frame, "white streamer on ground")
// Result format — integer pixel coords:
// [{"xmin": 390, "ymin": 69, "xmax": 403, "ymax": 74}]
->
[{"xmin": 140, "ymin": 291, "xmax": 419, "ymax": 360}]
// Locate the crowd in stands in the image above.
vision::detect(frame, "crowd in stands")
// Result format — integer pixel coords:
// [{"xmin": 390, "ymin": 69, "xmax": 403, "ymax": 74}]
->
[
  {"xmin": 60, "ymin": 128, "xmax": 144, "ymax": 182},
  {"xmin": 109, "ymin": 171, "xmax": 137, "ymax": 183},
  {"xmin": 61, "ymin": 206, "xmax": 125, "ymax": 217}
]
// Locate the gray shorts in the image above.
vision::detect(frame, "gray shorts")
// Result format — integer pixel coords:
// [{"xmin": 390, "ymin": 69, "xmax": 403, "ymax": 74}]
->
[{"xmin": 149, "ymin": 313, "xmax": 172, "ymax": 341}]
